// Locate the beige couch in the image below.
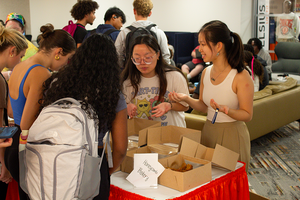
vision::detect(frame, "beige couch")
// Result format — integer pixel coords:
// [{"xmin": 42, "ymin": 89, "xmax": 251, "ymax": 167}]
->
[{"xmin": 185, "ymin": 78, "xmax": 300, "ymax": 141}]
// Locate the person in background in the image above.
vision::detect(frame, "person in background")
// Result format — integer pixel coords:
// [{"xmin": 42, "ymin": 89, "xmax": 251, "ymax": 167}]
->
[
  {"xmin": 41, "ymin": 34, "xmax": 127, "ymax": 200},
  {"xmin": 84, "ymin": 6, "xmax": 126, "ymax": 42},
  {"xmin": 5, "ymin": 24, "xmax": 76, "ymax": 200},
  {"xmin": 247, "ymin": 38, "xmax": 272, "ymax": 80},
  {"xmin": 0, "ymin": 24, "xmax": 27, "ymax": 200},
  {"xmin": 122, "ymin": 35, "xmax": 189, "ymax": 127},
  {"xmin": 243, "ymin": 44, "xmax": 269, "ymax": 90},
  {"xmin": 181, "ymin": 45, "xmax": 205, "ymax": 82},
  {"xmin": 69, "ymin": 0, "xmax": 99, "ymax": 47},
  {"xmin": 115, "ymin": 0, "xmax": 171, "ymax": 68},
  {"xmin": 169, "ymin": 20, "xmax": 253, "ymax": 171},
  {"xmin": 244, "ymin": 50, "xmax": 264, "ymax": 92},
  {"xmin": 5, "ymin": 13, "xmax": 38, "ymax": 62}
]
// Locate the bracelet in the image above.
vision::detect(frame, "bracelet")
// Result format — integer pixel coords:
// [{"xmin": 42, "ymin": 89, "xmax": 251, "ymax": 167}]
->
[{"xmin": 168, "ymin": 102, "xmax": 172, "ymax": 110}]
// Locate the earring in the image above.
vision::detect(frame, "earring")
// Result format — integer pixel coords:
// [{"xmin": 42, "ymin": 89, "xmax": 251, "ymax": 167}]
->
[
  {"xmin": 55, "ymin": 55, "xmax": 60, "ymax": 60},
  {"xmin": 10, "ymin": 54, "xmax": 13, "ymax": 57},
  {"xmin": 216, "ymin": 52, "xmax": 220, "ymax": 56}
]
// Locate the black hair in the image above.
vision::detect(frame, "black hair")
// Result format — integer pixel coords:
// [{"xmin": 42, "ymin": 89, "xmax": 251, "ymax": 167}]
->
[
  {"xmin": 121, "ymin": 34, "xmax": 186, "ymax": 104},
  {"xmin": 199, "ymin": 20, "xmax": 245, "ymax": 73},
  {"xmin": 243, "ymin": 44, "xmax": 255, "ymax": 55},
  {"xmin": 247, "ymin": 38, "xmax": 262, "ymax": 50},
  {"xmin": 71, "ymin": 0, "xmax": 99, "ymax": 20},
  {"xmin": 0, "ymin": 20, "xmax": 4, "ymax": 26},
  {"xmin": 244, "ymin": 50, "xmax": 264, "ymax": 83},
  {"xmin": 104, "ymin": 7, "xmax": 126, "ymax": 24},
  {"xmin": 38, "ymin": 23, "xmax": 76, "ymax": 55},
  {"xmin": 41, "ymin": 33, "xmax": 121, "ymax": 132}
]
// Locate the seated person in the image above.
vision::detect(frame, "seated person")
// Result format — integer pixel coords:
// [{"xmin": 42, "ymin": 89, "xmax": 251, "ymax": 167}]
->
[
  {"xmin": 247, "ymin": 38, "xmax": 272, "ymax": 80},
  {"xmin": 243, "ymin": 44, "xmax": 269, "ymax": 90},
  {"xmin": 166, "ymin": 35, "xmax": 175, "ymax": 66},
  {"xmin": 181, "ymin": 45, "xmax": 205, "ymax": 82},
  {"xmin": 244, "ymin": 51, "xmax": 265, "ymax": 92}
]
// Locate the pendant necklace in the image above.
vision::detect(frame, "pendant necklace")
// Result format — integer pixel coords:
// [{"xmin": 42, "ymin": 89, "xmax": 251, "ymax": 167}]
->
[{"xmin": 211, "ymin": 65, "xmax": 229, "ymax": 81}]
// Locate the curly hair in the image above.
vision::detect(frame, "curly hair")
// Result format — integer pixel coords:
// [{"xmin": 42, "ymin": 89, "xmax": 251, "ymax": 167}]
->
[
  {"xmin": 244, "ymin": 50, "xmax": 264, "ymax": 83},
  {"xmin": 41, "ymin": 34, "xmax": 121, "ymax": 132},
  {"xmin": 71, "ymin": 0, "xmax": 99, "ymax": 20},
  {"xmin": 133, "ymin": 0, "xmax": 153, "ymax": 17},
  {"xmin": 121, "ymin": 34, "xmax": 186, "ymax": 104}
]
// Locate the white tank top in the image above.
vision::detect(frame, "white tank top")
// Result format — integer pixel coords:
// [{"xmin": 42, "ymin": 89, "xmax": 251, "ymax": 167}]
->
[{"xmin": 203, "ymin": 65, "xmax": 239, "ymax": 122}]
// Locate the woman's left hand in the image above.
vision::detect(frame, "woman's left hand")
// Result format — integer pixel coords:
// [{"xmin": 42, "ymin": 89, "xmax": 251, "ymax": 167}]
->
[
  {"xmin": 151, "ymin": 102, "xmax": 171, "ymax": 118},
  {"xmin": 210, "ymin": 99, "xmax": 229, "ymax": 114}
]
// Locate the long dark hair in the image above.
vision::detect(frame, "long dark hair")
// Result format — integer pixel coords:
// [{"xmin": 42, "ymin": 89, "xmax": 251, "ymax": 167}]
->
[
  {"xmin": 244, "ymin": 50, "xmax": 264, "ymax": 83},
  {"xmin": 121, "ymin": 34, "xmax": 185, "ymax": 103},
  {"xmin": 41, "ymin": 34, "xmax": 121, "ymax": 132},
  {"xmin": 199, "ymin": 20, "xmax": 245, "ymax": 73}
]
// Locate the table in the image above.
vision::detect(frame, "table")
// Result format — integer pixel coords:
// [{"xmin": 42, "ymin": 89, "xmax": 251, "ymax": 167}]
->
[{"xmin": 109, "ymin": 162, "xmax": 249, "ymax": 200}]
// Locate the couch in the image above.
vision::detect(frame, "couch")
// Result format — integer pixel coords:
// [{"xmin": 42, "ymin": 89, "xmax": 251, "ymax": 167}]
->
[
  {"xmin": 272, "ymin": 42, "xmax": 300, "ymax": 75},
  {"xmin": 184, "ymin": 78, "xmax": 300, "ymax": 141}
]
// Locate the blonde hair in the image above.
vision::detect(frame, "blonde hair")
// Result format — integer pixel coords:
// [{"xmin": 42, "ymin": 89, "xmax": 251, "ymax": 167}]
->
[
  {"xmin": 133, "ymin": 0, "xmax": 153, "ymax": 17},
  {"xmin": 0, "ymin": 24, "xmax": 28, "ymax": 54}
]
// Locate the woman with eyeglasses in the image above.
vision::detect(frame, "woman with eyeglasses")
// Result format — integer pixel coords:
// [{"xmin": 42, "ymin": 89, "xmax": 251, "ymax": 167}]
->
[{"xmin": 121, "ymin": 34, "xmax": 189, "ymax": 127}]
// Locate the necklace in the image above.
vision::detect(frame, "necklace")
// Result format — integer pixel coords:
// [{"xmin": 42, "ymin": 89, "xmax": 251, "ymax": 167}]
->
[{"xmin": 211, "ymin": 65, "xmax": 229, "ymax": 81}]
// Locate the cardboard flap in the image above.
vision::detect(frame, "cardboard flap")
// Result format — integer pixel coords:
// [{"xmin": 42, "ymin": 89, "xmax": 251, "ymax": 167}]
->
[
  {"xmin": 203, "ymin": 148, "xmax": 214, "ymax": 161},
  {"xmin": 211, "ymin": 144, "xmax": 239, "ymax": 171},
  {"xmin": 179, "ymin": 137, "xmax": 198, "ymax": 157}
]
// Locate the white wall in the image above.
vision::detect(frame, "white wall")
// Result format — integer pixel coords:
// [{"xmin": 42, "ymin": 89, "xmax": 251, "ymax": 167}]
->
[{"xmin": 28, "ymin": 0, "xmax": 252, "ymax": 43}]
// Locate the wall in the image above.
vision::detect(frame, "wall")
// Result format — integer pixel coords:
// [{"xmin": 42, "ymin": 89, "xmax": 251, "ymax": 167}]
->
[
  {"xmin": 27, "ymin": 0, "xmax": 252, "ymax": 43},
  {"xmin": 0, "ymin": 0, "xmax": 31, "ymax": 34}
]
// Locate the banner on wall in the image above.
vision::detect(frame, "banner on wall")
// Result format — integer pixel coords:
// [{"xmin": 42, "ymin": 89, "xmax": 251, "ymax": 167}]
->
[{"xmin": 257, "ymin": 0, "xmax": 270, "ymax": 51}]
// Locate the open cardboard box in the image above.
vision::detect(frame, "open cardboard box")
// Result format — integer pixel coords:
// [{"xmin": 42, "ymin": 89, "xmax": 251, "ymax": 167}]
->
[
  {"xmin": 158, "ymin": 146, "xmax": 211, "ymax": 192},
  {"xmin": 180, "ymin": 137, "xmax": 239, "ymax": 171},
  {"xmin": 121, "ymin": 126, "xmax": 201, "ymax": 174},
  {"xmin": 127, "ymin": 118, "xmax": 161, "ymax": 147},
  {"xmin": 147, "ymin": 125, "xmax": 201, "ymax": 146}
]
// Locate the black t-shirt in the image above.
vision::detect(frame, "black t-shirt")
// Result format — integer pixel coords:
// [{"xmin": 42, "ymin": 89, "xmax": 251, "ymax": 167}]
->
[{"xmin": 73, "ymin": 24, "xmax": 87, "ymax": 45}]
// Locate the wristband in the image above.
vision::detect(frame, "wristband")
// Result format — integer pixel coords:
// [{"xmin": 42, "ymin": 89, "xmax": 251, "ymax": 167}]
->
[{"xmin": 168, "ymin": 102, "xmax": 172, "ymax": 110}]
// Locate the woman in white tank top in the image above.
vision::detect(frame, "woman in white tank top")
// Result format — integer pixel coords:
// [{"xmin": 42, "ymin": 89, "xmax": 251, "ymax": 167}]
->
[{"xmin": 169, "ymin": 20, "xmax": 254, "ymax": 171}]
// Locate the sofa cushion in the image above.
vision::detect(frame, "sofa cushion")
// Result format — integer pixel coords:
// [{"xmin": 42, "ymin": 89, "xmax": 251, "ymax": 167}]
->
[
  {"xmin": 265, "ymin": 77, "xmax": 297, "ymax": 94},
  {"xmin": 253, "ymin": 88, "xmax": 272, "ymax": 100}
]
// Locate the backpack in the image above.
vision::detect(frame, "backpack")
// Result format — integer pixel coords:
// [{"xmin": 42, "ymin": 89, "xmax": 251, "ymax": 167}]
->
[
  {"xmin": 125, "ymin": 24, "xmax": 157, "ymax": 62},
  {"xmin": 85, "ymin": 28, "xmax": 120, "ymax": 41},
  {"xmin": 63, "ymin": 20, "xmax": 85, "ymax": 37},
  {"xmin": 19, "ymin": 97, "xmax": 112, "ymax": 200}
]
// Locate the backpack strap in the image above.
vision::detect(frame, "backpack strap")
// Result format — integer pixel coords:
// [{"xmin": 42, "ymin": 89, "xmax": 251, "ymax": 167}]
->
[
  {"xmin": 145, "ymin": 24, "xmax": 157, "ymax": 31},
  {"xmin": 52, "ymin": 97, "xmax": 81, "ymax": 106},
  {"xmin": 104, "ymin": 132, "xmax": 113, "ymax": 168},
  {"xmin": 126, "ymin": 25, "xmax": 137, "ymax": 32},
  {"xmin": 103, "ymin": 28, "xmax": 119, "ymax": 36}
]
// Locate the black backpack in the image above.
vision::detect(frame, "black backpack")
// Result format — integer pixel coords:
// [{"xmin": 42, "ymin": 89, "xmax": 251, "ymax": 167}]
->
[
  {"xmin": 125, "ymin": 24, "xmax": 157, "ymax": 61},
  {"xmin": 84, "ymin": 28, "xmax": 120, "ymax": 41}
]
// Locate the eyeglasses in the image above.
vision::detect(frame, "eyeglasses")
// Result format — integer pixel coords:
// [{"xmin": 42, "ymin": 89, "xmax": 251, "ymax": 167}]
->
[{"xmin": 131, "ymin": 54, "xmax": 156, "ymax": 65}]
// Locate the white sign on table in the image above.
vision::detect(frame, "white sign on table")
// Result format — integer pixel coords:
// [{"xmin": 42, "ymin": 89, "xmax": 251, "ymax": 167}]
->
[{"xmin": 126, "ymin": 153, "xmax": 165, "ymax": 188}]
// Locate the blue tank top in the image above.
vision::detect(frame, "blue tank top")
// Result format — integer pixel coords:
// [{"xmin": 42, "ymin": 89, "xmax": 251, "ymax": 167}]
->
[{"xmin": 9, "ymin": 64, "xmax": 45, "ymax": 125}]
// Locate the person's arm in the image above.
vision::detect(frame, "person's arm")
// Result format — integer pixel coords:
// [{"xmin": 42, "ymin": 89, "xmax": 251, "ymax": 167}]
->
[
  {"xmin": 127, "ymin": 103, "xmax": 137, "ymax": 118},
  {"xmin": 157, "ymin": 29, "xmax": 171, "ymax": 65},
  {"xmin": 109, "ymin": 109, "xmax": 127, "ymax": 174},
  {"xmin": 115, "ymin": 30, "xmax": 127, "ymax": 68},
  {"xmin": 210, "ymin": 70, "xmax": 254, "ymax": 122},
  {"xmin": 7, "ymin": 97, "xmax": 13, "ymax": 119},
  {"xmin": 20, "ymin": 67, "xmax": 51, "ymax": 130}
]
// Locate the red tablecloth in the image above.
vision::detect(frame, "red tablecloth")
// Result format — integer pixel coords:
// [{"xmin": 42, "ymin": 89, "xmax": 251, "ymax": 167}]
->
[{"xmin": 109, "ymin": 162, "xmax": 249, "ymax": 200}]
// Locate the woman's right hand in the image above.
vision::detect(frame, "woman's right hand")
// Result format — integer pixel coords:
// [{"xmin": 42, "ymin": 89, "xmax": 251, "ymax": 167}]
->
[
  {"xmin": 127, "ymin": 103, "xmax": 137, "ymax": 119},
  {"xmin": 0, "ymin": 138, "xmax": 13, "ymax": 148},
  {"xmin": 168, "ymin": 92, "xmax": 188, "ymax": 103}
]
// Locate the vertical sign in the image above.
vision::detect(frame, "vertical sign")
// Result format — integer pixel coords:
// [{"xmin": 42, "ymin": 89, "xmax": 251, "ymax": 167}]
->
[{"xmin": 257, "ymin": 0, "xmax": 270, "ymax": 50}]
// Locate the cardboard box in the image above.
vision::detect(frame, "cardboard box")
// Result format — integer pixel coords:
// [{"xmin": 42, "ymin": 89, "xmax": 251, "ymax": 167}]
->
[
  {"xmin": 127, "ymin": 118, "xmax": 161, "ymax": 146},
  {"xmin": 250, "ymin": 192, "xmax": 270, "ymax": 200},
  {"xmin": 147, "ymin": 125, "xmax": 201, "ymax": 146},
  {"xmin": 180, "ymin": 137, "xmax": 239, "ymax": 171},
  {"xmin": 158, "ymin": 152, "xmax": 211, "ymax": 192}
]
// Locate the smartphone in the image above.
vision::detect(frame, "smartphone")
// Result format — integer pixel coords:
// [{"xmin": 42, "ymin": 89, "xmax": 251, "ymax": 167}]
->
[{"xmin": 0, "ymin": 126, "xmax": 18, "ymax": 139}]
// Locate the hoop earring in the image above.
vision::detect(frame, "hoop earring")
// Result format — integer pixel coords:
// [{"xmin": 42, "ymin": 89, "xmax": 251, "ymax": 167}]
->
[{"xmin": 55, "ymin": 55, "xmax": 60, "ymax": 60}]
